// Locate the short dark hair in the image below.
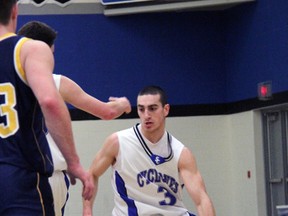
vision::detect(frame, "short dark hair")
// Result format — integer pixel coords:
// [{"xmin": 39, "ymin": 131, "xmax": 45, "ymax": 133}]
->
[
  {"xmin": 138, "ymin": 85, "xmax": 168, "ymax": 106},
  {"xmin": 0, "ymin": 0, "xmax": 17, "ymax": 25},
  {"xmin": 17, "ymin": 21, "xmax": 57, "ymax": 47}
]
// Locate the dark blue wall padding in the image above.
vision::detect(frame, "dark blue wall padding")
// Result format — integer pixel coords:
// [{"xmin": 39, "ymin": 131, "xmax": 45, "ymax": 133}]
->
[
  {"xmin": 18, "ymin": 0, "xmax": 288, "ymax": 107},
  {"xmin": 224, "ymin": 0, "xmax": 288, "ymax": 102},
  {"xmin": 17, "ymin": 12, "xmax": 225, "ymax": 106}
]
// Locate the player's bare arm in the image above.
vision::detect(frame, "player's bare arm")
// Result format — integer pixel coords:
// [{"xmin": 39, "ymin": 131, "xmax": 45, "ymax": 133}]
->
[
  {"xmin": 22, "ymin": 40, "xmax": 94, "ymax": 200},
  {"xmin": 23, "ymin": 40, "xmax": 80, "ymax": 168},
  {"xmin": 179, "ymin": 147, "xmax": 216, "ymax": 216},
  {"xmin": 59, "ymin": 75, "xmax": 131, "ymax": 119},
  {"xmin": 83, "ymin": 133, "xmax": 119, "ymax": 216}
]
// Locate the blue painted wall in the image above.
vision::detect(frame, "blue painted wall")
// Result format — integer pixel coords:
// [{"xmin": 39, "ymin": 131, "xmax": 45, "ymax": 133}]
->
[
  {"xmin": 225, "ymin": 0, "xmax": 288, "ymax": 102},
  {"xmin": 17, "ymin": 0, "xmax": 288, "ymax": 106}
]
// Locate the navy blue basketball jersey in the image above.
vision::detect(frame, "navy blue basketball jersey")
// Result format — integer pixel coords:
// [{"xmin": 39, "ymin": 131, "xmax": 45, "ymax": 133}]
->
[{"xmin": 0, "ymin": 33, "xmax": 53, "ymax": 176}]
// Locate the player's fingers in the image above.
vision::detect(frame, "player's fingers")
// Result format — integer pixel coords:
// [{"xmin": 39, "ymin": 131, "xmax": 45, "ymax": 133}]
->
[
  {"xmin": 82, "ymin": 183, "xmax": 93, "ymax": 200},
  {"xmin": 108, "ymin": 96, "xmax": 117, "ymax": 102},
  {"xmin": 82, "ymin": 174, "xmax": 94, "ymax": 200},
  {"xmin": 69, "ymin": 176, "xmax": 76, "ymax": 185}
]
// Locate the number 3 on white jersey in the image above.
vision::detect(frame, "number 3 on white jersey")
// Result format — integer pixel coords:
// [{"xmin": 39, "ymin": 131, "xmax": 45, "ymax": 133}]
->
[{"xmin": 0, "ymin": 83, "xmax": 19, "ymax": 138}]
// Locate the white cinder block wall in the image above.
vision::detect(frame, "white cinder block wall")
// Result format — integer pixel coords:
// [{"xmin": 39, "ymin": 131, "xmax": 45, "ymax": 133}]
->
[{"xmin": 64, "ymin": 110, "xmax": 266, "ymax": 216}]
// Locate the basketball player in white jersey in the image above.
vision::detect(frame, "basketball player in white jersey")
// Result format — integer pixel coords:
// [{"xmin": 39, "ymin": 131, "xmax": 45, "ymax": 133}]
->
[
  {"xmin": 84, "ymin": 86, "xmax": 215, "ymax": 216},
  {"xmin": 49, "ymin": 74, "xmax": 131, "ymax": 215},
  {"xmin": 18, "ymin": 21, "xmax": 132, "ymax": 216}
]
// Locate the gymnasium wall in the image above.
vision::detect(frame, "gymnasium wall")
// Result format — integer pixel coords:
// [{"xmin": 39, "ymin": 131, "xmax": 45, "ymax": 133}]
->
[
  {"xmin": 64, "ymin": 112, "xmax": 265, "ymax": 216},
  {"xmin": 16, "ymin": 0, "xmax": 287, "ymax": 215},
  {"xmin": 17, "ymin": 0, "xmax": 288, "ymax": 113}
]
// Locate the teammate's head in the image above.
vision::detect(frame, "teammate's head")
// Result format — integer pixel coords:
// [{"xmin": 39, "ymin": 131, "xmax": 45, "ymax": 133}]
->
[
  {"xmin": 18, "ymin": 21, "xmax": 57, "ymax": 48},
  {"xmin": 0, "ymin": 0, "xmax": 17, "ymax": 25},
  {"xmin": 138, "ymin": 85, "xmax": 168, "ymax": 107}
]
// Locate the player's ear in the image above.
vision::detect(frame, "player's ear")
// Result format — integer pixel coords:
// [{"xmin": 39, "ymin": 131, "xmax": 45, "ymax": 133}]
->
[
  {"xmin": 12, "ymin": 3, "xmax": 18, "ymax": 21},
  {"xmin": 164, "ymin": 104, "xmax": 170, "ymax": 117}
]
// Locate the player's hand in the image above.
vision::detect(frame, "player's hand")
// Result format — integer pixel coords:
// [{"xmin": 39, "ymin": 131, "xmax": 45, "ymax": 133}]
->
[
  {"xmin": 109, "ymin": 96, "xmax": 132, "ymax": 114},
  {"xmin": 67, "ymin": 164, "xmax": 94, "ymax": 200}
]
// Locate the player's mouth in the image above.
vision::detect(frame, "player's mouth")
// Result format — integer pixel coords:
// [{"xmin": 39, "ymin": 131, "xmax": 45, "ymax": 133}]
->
[{"xmin": 145, "ymin": 121, "xmax": 153, "ymax": 128}]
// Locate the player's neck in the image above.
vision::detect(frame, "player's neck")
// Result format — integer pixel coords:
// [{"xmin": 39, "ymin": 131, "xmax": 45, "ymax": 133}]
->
[
  {"xmin": 0, "ymin": 26, "xmax": 14, "ymax": 39},
  {"xmin": 140, "ymin": 127, "xmax": 165, "ymax": 144}
]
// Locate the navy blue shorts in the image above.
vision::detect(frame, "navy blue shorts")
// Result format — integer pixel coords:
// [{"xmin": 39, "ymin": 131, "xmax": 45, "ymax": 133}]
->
[{"xmin": 0, "ymin": 165, "xmax": 54, "ymax": 215}]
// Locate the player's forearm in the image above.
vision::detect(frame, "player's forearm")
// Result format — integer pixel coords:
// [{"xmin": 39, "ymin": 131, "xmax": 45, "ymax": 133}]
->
[
  {"xmin": 197, "ymin": 197, "xmax": 216, "ymax": 216},
  {"xmin": 89, "ymin": 98, "xmax": 130, "ymax": 120},
  {"xmin": 41, "ymin": 96, "xmax": 80, "ymax": 165},
  {"xmin": 83, "ymin": 195, "xmax": 95, "ymax": 216}
]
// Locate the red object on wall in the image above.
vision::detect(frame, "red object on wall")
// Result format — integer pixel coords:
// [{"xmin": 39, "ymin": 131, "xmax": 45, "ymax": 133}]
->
[
  {"xmin": 258, "ymin": 81, "xmax": 272, "ymax": 101},
  {"xmin": 247, "ymin": 170, "xmax": 251, "ymax": 179}
]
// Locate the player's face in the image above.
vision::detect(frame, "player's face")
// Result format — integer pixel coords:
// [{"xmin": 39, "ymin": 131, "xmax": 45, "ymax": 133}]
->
[{"xmin": 137, "ymin": 94, "xmax": 169, "ymax": 135}]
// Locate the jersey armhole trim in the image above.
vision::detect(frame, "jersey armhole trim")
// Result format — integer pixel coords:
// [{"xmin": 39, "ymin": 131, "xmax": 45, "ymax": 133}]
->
[{"xmin": 14, "ymin": 37, "xmax": 30, "ymax": 85}]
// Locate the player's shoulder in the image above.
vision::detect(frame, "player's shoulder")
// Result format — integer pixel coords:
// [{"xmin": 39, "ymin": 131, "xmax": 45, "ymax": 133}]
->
[
  {"xmin": 113, "ymin": 127, "xmax": 135, "ymax": 146},
  {"xmin": 117, "ymin": 126, "xmax": 133, "ymax": 136},
  {"xmin": 106, "ymin": 132, "xmax": 121, "ymax": 146},
  {"xmin": 21, "ymin": 38, "xmax": 51, "ymax": 54}
]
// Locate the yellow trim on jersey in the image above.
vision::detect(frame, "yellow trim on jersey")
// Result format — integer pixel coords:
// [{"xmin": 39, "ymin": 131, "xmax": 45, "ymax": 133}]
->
[
  {"xmin": 36, "ymin": 173, "xmax": 46, "ymax": 216},
  {"xmin": 0, "ymin": 32, "xmax": 16, "ymax": 41},
  {"xmin": 14, "ymin": 37, "xmax": 30, "ymax": 84}
]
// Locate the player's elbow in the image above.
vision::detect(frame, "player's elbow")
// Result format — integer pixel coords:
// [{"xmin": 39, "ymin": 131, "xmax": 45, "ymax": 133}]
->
[
  {"xmin": 38, "ymin": 96, "xmax": 61, "ymax": 113},
  {"xmin": 101, "ymin": 110, "xmax": 118, "ymax": 120}
]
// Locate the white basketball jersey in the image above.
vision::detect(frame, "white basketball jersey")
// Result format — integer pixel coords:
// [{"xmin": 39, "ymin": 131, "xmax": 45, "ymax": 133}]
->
[
  {"xmin": 111, "ymin": 124, "xmax": 192, "ymax": 216},
  {"xmin": 46, "ymin": 74, "xmax": 67, "ymax": 171}
]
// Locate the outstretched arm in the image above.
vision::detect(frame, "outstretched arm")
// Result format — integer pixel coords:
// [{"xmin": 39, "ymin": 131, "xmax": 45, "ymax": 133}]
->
[
  {"xmin": 179, "ymin": 147, "xmax": 216, "ymax": 216},
  {"xmin": 59, "ymin": 75, "xmax": 131, "ymax": 119},
  {"xmin": 83, "ymin": 133, "xmax": 119, "ymax": 216}
]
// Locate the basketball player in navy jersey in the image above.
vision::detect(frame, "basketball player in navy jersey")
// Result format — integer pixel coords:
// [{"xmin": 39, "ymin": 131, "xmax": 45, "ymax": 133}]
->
[
  {"xmin": 0, "ymin": 1, "xmax": 93, "ymax": 215},
  {"xmin": 84, "ymin": 86, "xmax": 215, "ymax": 216},
  {"xmin": 17, "ymin": 20, "xmax": 132, "ymax": 216}
]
